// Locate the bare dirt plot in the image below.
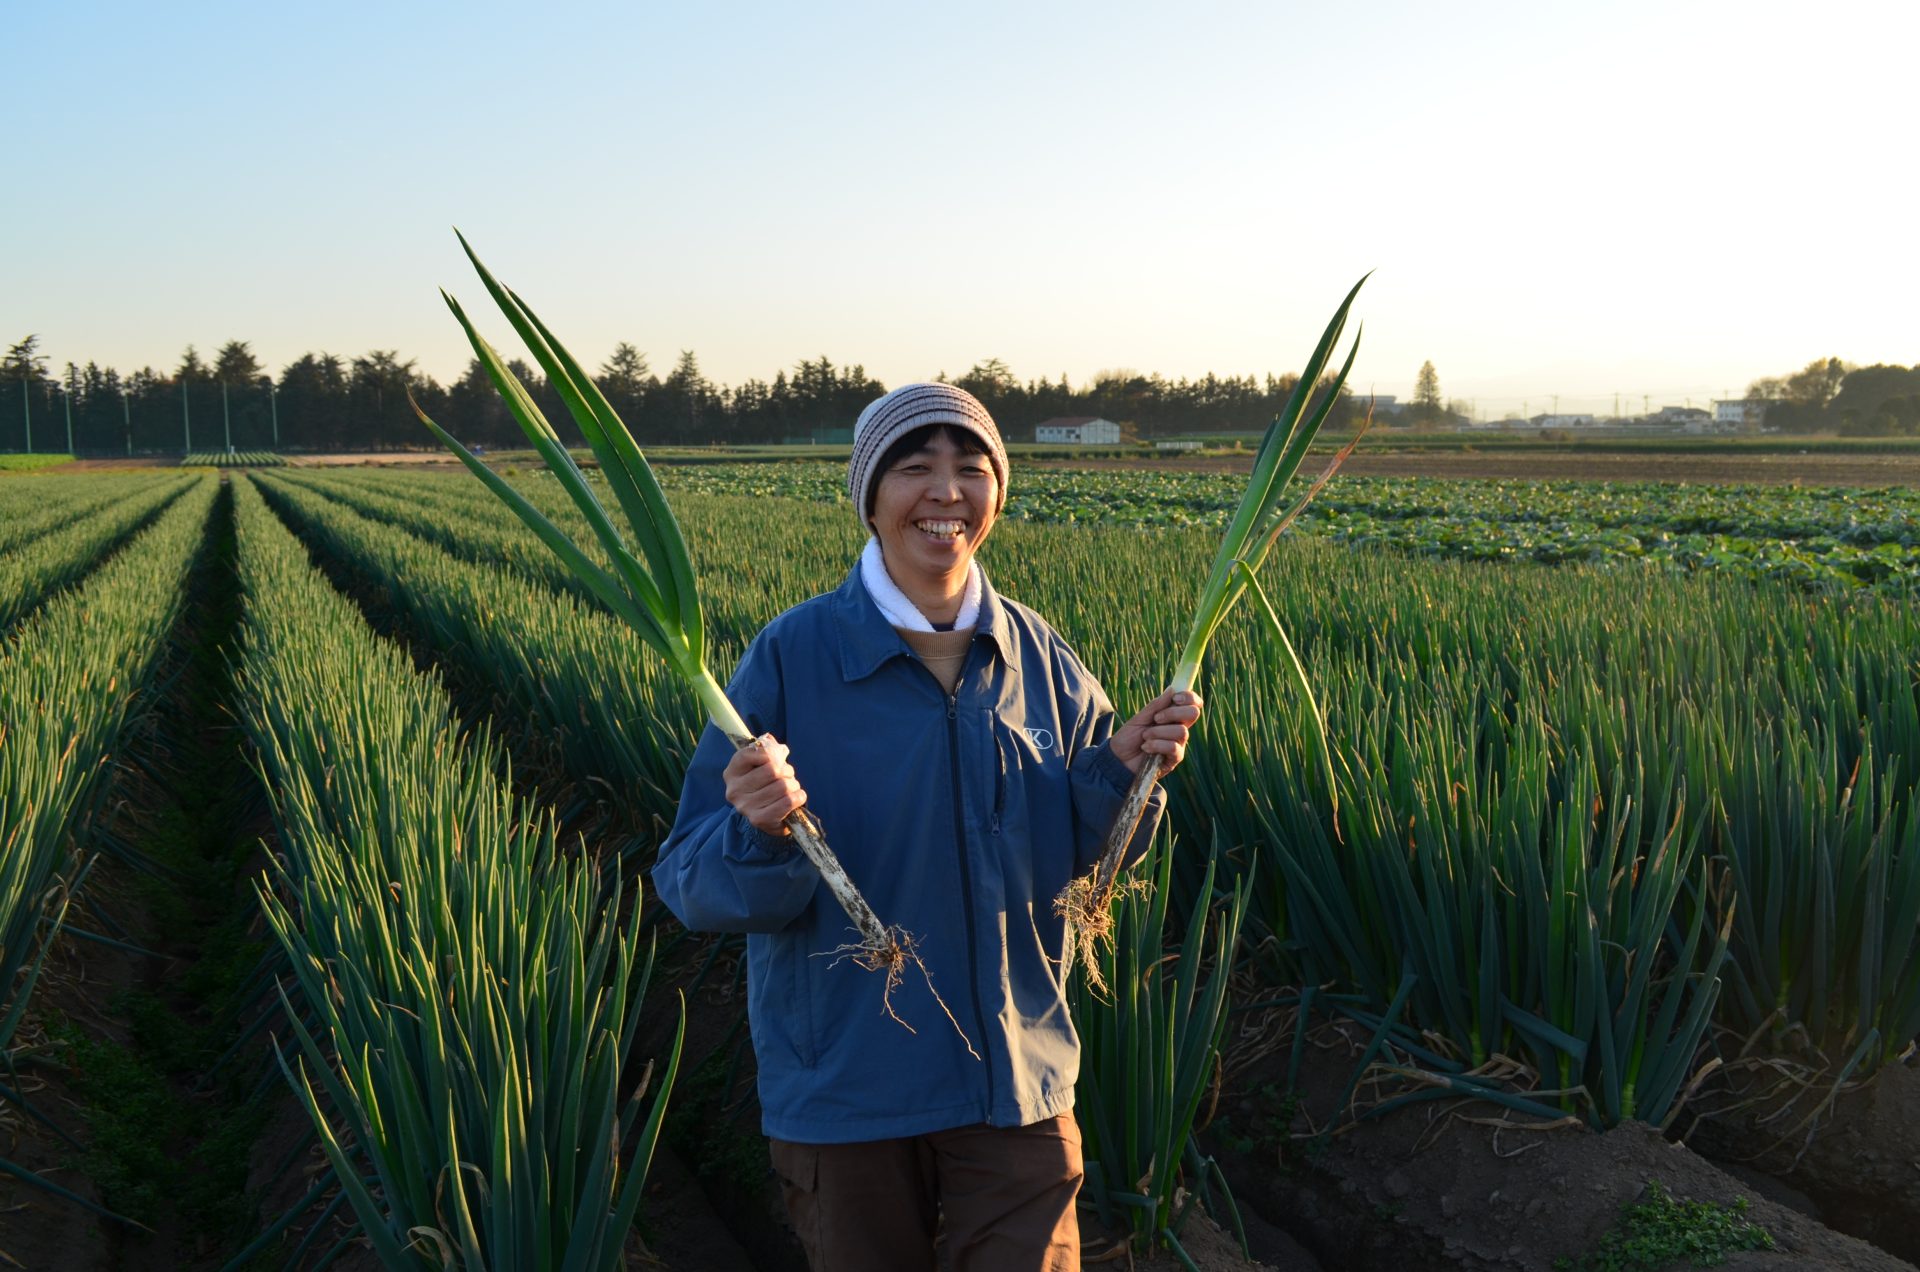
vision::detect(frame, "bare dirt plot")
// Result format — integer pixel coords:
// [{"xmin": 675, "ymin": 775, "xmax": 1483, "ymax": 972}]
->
[
  {"xmin": 291, "ymin": 451, "xmax": 462, "ymax": 467},
  {"xmin": 1038, "ymin": 451, "xmax": 1920, "ymax": 488}
]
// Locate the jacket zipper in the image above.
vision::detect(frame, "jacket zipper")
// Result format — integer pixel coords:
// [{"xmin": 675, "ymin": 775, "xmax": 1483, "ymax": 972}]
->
[
  {"xmin": 990, "ymin": 722, "xmax": 1004, "ymax": 837},
  {"xmin": 947, "ymin": 688, "xmax": 999, "ymax": 1118}
]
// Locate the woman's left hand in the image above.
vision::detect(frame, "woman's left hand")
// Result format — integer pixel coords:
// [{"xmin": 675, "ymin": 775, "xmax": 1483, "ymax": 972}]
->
[{"xmin": 1110, "ymin": 689, "xmax": 1203, "ymax": 776}]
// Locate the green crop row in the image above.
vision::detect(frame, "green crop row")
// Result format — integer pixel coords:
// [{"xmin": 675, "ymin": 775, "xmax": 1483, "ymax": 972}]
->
[
  {"xmin": 270, "ymin": 467, "xmax": 600, "ymax": 603},
  {"xmin": 228, "ymin": 476, "xmax": 679, "ymax": 1268},
  {"xmin": 0, "ymin": 476, "xmax": 216, "ymax": 1206},
  {"xmin": 253, "ymin": 472, "xmax": 705, "ymax": 829},
  {"xmin": 182, "ymin": 450, "xmax": 285, "ymax": 467},
  {"xmin": 0, "ymin": 472, "xmax": 190, "ymax": 559},
  {"xmin": 0, "ymin": 475, "xmax": 194, "ymax": 636}
]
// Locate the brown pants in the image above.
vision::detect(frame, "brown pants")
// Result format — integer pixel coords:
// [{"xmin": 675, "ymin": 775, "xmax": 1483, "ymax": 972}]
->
[{"xmin": 770, "ymin": 1115, "xmax": 1083, "ymax": 1272}]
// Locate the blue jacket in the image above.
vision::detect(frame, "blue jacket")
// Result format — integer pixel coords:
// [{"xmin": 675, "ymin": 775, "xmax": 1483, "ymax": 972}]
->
[{"xmin": 653, "ymin": 564, "xmax": 1164, "ymax": 1143}]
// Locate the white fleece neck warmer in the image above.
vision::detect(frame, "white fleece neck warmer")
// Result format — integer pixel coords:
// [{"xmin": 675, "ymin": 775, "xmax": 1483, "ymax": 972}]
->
[{"xmin": 861, "ymin": 536, "xmax": 982, "ymax": 632}]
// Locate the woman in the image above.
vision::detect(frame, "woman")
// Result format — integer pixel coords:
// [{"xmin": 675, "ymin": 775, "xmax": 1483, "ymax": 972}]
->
[{"xmin": 653, "ymin": 382, "xmax": 1201, "ymax": 1271}]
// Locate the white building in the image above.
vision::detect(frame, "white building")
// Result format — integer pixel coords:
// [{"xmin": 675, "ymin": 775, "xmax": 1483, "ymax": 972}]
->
[
  {"xmin": 1648, "ymin": 406, "xmax": 1719, "ymax": 431},
  {"xmin": 1034, "ymin": 416, "xmax": 1122, "ymax": 444},
  {"xmin": 1713, "ymin": 399, "xmax": 1768, "ymax": 429}
]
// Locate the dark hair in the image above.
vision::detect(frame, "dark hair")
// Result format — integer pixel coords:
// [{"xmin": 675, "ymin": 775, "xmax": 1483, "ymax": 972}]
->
[{"xmin": 866, "ymin": 424, "xmax": 990, "ymax": 518}]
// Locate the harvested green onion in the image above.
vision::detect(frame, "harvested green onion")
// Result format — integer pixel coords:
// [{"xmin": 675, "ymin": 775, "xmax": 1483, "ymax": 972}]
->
[
  {"xmin": 1060, "ymin": 275, "xmax": 1369, "ymax": 984},
  {"xmin": 414, "ymin": 232, "xmax": 909, "ymax": 984}
]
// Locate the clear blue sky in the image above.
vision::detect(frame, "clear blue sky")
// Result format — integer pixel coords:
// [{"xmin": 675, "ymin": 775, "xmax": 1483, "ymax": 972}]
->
[{"xmin": 6, "ymin": 0, "xmax": 1914, "ymax": 416}]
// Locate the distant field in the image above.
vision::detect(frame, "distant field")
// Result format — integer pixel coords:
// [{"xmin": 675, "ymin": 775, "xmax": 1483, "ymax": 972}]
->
[
  {"xmin": 1066, "ymin": 447, "xmax": 1920, "ymax": 489},
  {"xmin": 467, "ymin": 459, "xmax": 1920, "ymax": 595},
  {"xmin": 0, "ymin": 454, "xmax": 76, "ymax": 472},
  {"xmin": 469, "ymin": 434, "xmax": 1920, "ymax": 488},
  {"xmin": 19, "ymin": 434, "xmax": 1920, "ymax": 487},
  {"xmin": 1189, "ymin": 428, "xmax": 1920, "ymax": 455}
]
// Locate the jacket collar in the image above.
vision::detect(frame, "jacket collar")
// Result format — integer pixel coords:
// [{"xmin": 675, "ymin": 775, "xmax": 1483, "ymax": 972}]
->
[{"xmin": 831, "ymin": 561, "xmax": 1020, "ymax": 684}]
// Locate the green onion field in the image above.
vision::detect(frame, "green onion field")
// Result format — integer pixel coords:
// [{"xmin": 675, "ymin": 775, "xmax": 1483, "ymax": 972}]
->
[{"xmin": 1, "ymin": 458, "xmax": 1916, "ymax": 1269}]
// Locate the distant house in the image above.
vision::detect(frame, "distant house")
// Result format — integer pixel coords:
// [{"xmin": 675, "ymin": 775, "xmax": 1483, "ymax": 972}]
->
[
  {"xmin": 1647, "ymin": 406, "xmax": 1720, "ymax": 432},
  {"xmin": 1034, "ymin": 416, "xmax": 1122, "ymax": 444},
  {"xmin": 1712, "ymin": 399, "xmax": 1768, "ymax": 429},
  {"xmin": 1536, "ymin": 413, "xmax": 1598, "ymax": 429}
]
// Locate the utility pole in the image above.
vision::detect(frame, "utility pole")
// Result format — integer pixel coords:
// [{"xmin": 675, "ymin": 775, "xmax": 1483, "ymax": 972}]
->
[
  {"xmin": 64, "ymin": 388, "xmax": 73, "ymax": 454},
  {"xmin": 1643, "ymin": 394, "xmax": 1650, "ymax": 416},
  {"xmin": 122, "ymin": 388, "xmax": 132, "ymax": 456},
  {"xmin": 1614, "ymin": 392, "xmax": 1620, "ymax": 420},
  {"xmin": 269, "ymin": 383, "xmax": 279, "ymax": 448},
  {"xmin": 182, "ymin": 379, "xmax": 192, "ymax": 453}
]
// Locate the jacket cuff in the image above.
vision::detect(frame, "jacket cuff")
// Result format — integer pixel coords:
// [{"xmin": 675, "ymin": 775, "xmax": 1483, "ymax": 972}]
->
[
  {"xmin": 727, "ymin": 810, "xmax": 801, "ymax": 861},
  {"xmin": 1087, "ymin": 740, "xmax": 1139, "ymax": 793}
]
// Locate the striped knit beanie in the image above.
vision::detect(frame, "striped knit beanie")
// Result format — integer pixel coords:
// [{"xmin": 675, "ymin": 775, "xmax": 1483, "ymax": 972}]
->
[{"xmin": 847, "ymin": 383, "xmax": 1009, "ymax": 528}]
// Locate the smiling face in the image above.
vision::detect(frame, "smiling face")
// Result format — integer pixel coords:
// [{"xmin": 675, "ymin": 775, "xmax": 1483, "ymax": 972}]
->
[{"xmin": 868, "ymin": 426, "xmax": 1000, "ymax": 603}]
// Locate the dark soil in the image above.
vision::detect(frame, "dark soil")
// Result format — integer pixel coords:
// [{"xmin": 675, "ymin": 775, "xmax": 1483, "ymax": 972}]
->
[
  {"xmin": 1082, "ymin": 1204, "xmax": 1285, "ymax": 1270},
  {"xmin": 1037, "ymin": 450, "xmax": 1920, "ymax": 488},
  {"xmin": 1685, "ymin": 1055, "xmax": 1920, "ymax": 1264},
  {"xmin": 1205, "ymin": 1009, "xmax": 1916, "ymax": 1272},
  {"xmin": 0, "ymin": 984, "xmax": 128, "ymax": 1270}
]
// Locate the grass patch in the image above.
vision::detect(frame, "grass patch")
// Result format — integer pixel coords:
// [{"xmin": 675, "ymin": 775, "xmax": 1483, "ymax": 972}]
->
[
  {"xmin": 55, "ymin": 1007, "xmax": 269, "ymax": 1233},
  {"xmin": 664, "ymin": 1044, "xmax": 768, "ymax": 1201},
  {"xmin": 1557, "ymin": 1180, "xmax": 1774, "ymax": 1271},
  {"xmin": 0, "ymin": 453, "xmax": 76, "ymax": 472},
  {"xmin": 1215, "ymin": 1081, "xmax": 1303, "ymax": 1157},
  {"xmin": 0, "ymin": 459, "xmax": 77, "ymax": 478}
]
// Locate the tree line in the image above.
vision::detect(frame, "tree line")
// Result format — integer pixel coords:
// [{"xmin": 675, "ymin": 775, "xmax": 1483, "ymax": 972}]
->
[
  {"xmin": 1748, "ymin": 358, "xmax": 1920, "ymax": 436},
  {"xmin": 0, "ymin": 338, "xmax": 1367, "ymax": 459},
  {"xmin": 0, "ymin": 335, "xmax": 1361, "ymax": 455}
]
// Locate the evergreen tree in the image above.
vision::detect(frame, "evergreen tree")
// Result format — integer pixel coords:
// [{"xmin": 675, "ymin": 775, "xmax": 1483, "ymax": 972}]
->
[
  {"xmin": 213, "ymin": 339, "xmax": 264, "ymax": 383},
  {"xmin": 3, "ymin": 335, "xmax": 50, "ymax": 452},
  {"xmin": 277, "ymin": 352, "xmax": 350, "ymax": 450},
  {"xmin": 1413, "ymin": 360, "xmax": 1443, "ymax": 428},
  {"xmin": 597, "ymin": 342, "xmax": 652, "ymax": 432},
  {"xmin": 657, "ymin": 350, "xmax": 714, "ymax": 443}
]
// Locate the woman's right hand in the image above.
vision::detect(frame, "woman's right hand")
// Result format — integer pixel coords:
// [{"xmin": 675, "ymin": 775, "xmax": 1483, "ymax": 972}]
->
[{"xmin": 724, "ymin": 734, "xmax": 809, "ymax": 836}]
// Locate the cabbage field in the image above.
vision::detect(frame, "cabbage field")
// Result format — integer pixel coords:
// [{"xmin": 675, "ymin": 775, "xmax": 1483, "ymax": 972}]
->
[
  {"xmin": 653, "ymin": 460, "xmax": 1920, "ymax": 593},
  {"xmin": 2, "ymin": 463, "xmax": 1916, "ymax": 1269}
]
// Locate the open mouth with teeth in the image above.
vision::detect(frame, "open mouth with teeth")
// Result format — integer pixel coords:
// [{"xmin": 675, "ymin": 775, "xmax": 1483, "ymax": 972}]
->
[{"xmin": 916, "ymin": 519, "xmax": 967, "ymax": 542}]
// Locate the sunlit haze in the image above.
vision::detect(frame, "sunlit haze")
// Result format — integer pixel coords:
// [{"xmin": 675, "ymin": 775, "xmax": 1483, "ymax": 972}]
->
[{"xmin": 6, "ymin": 0, "xmax": 1914, "ymax": 417}]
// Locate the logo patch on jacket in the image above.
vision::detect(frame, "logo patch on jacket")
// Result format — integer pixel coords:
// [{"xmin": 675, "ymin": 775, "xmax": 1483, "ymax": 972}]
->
[{"xmin": 1022, "ymin": 726, "xmax": 1057, "ymax": 754}]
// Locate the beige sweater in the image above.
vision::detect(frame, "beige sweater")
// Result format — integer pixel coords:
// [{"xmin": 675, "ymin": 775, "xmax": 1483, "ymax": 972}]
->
[{"xmin": 896, "ymin": 626, "xmax": 974, "ymax": 695}]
